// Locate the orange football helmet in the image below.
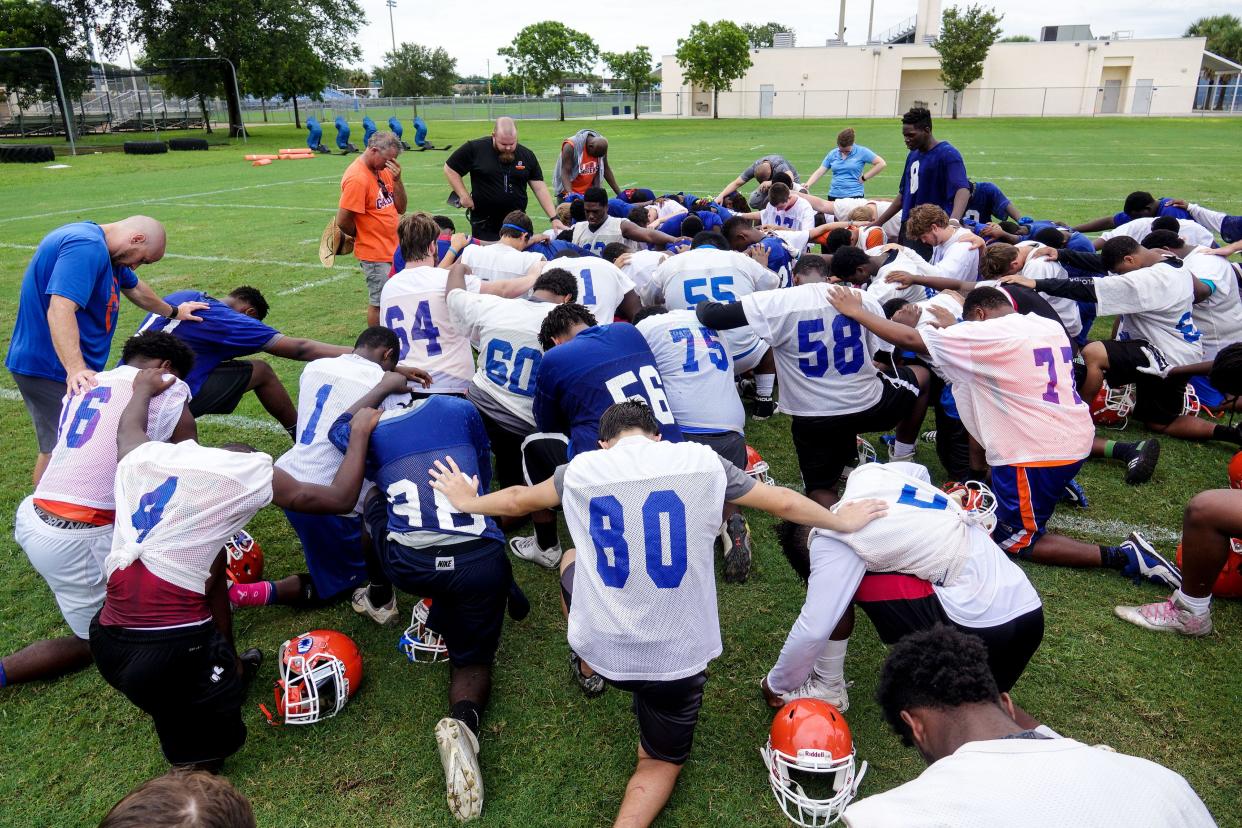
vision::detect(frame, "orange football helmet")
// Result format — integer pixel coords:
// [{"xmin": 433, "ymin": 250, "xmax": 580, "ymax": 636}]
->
[
  {"xmin": 943, "ymin": 480, "xmax": 999, "ymax": 532},
  {"xmin": 761, "ymin": 699, "xmax": 866, "ymax": 826},
  {"xmin": 224, "ymin": 530, "xmax": 263, "ymax": 584},
  {"xmin": 1228, "ymin": 451, "xmax": 1242, "ymax": 490},
  {"xmin": 1176, "ymin": 540, "xmax": 1242, "ymax": 599},
  {"xmin": 272, "ymin": 630, "xmax": 362, "ymax": 725},
  {"xmin": 746, "ymin": 445, "xmax": 775, "ymax": 486},
  {"xmin": 1089, "ymin": 382, "xmax": 1135, "ymax": 428}
]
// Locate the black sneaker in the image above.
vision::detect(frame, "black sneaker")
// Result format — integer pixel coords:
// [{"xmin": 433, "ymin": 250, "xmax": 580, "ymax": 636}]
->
[
  {"xmin": 1124, "ymin": 439, "xmax": 1160, "ymax": 485},
  {"xmin": 724, "ymin": 513, "xmax": 753, "ymax": 584},
  {"xmin": 569, "ymin": 651, "xmax": 605, "ymax": 697},
  {"xmin": 752, "ymin": 396, "xmax": 776, "ymax": 420}
]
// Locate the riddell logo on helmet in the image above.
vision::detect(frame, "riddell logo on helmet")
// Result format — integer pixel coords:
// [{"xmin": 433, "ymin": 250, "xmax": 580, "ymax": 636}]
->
[{"xmin": 797, "ymin": 748, "xmax": 831, "ymax": 759}]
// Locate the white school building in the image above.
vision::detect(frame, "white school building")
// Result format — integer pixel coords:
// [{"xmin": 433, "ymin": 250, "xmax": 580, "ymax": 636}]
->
[{"xmin": 660, "ymin": 1, "xmax": 1241, "ymax": 118}]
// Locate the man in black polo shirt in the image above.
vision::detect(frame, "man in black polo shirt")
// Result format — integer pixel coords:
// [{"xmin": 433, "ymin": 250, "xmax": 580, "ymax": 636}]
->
[{"xmin": 443, "ymin": 117, "xmax": 562, "ymax": 241}]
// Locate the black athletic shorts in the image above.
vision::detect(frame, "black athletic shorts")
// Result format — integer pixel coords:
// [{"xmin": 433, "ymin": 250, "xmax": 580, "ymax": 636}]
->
[
  {"xmin": 560, "ymin": 559, "xmax": 706, "ymax": 764},
  {"xmin": 479, "ymin": 409, "xmax": 527, "ymax": 490},
  {"xmin": 88, "ymin": 616, "xmax": 246, "ymax": 767},
  {"xmin": 683, "ymin": 429, "xmax": 747, "ymax": 468},
  {"xmin": 853, "ymin": 573, "xmax": 1044, "ymax": 692},
  {"xmin": 1099, "ymin": 339, "xmax": 1187, "ymax": 426},
  {"xmin": 188, "ymin": 360, "xmax": 253, "ymax": 417},
  {"xmin": 791, "ymin": 367, "xmax": 920, "ymax": 493},
  {"xmin": 365, "ymin": 493, "xmax": 510, "ymax": 667},
  {"xmin": 521, "ymin": 432, "xmax": 569, "ymax": 485}
]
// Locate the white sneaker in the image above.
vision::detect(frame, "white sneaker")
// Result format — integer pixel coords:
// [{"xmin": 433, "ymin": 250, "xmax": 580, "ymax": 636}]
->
[
  {"xmin": 435, "ymin": 717, "xmax": 483, "ymax": 822},
  {"xmin": 773, "ymin": 673, "xmax": 850, "ymax": 712},
  {"xmin": 351, "ymin": 587, "xmax": 398, "ymax": 625},
  {"xmin": 509, "ymin": 535, "xmax": 562, "ymax": 569}
]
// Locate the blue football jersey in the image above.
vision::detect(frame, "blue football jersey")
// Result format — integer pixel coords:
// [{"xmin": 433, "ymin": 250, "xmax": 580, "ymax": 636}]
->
[
  {"xmin": 533, "ymin": 323, "xmax": 682, "ymax": 457},
  {"xmin": 329, "ymin": 396, "xmax": 503, "ymax": 544},
  {"xmin": 135, "ymin": 290, "xmax": 281, "ymax": 394},
  {"xmin": 963, "ymin": 181, "xmax": 1011, "ymax": 223},
  {"xmin": 760, "ymin": 237, "xmax": 796, "ymax": 286},
  {"xmin": 898, "ymin": 141, "xmax": 970, "ymax": 221},
  {"xmin": 1113, "ymin": 197, "xmax": 1191, "ymax": 227}
]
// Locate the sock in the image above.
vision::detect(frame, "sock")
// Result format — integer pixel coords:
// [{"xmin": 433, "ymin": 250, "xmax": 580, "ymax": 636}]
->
[
  {"xmin": 893, "ymin": 440, "xmax": 916, "ymax": 458},
  {"xmin": 289, "ymin": 574, "xmax": 324, "ymax": 610},
  {"xmin": 1104, "ymin": 440, "xmax": 1141, "ymax": 462},
  {"xmin": 507, "ymin": 578, "xmax": 531, "ymax": 621},
  {"xmin": 1213, "ymin": 424, "xmax": 1242, "ymax": 445},
  {"xmin": 812, "ymin": 638, "xmax": 848, "ymax": 685},
  {"xmin": 229, "ymin": 580, "xmax": 276, "ymax": 607},
  {"xmin": 284, "ymin": 424, "xmax": 297, "ymax": 441},
  {"xmin": 0, "ymin": 659, "xmax": 7, "ymax": 688},
  {"xmin": 1173, "ymin": 589, "xmax": 1211, "ymax": 616},
  {"xmin": 1099, "ymin": 545, "xmax": 1128, "ymax": 570},
  {"xmin": 368, "ymin": 581, "xmax": 393, "ymax": 608},
  {"xmin": 966, "ymin": 468, "xmax": 990, "ymax": 484},
  {"xmin": 451, "ymin": 700, "xmax": 482, "ymax": 737},
  {"xmin": 755, "ymin": 373, "xmax": 775, "ymax": 398},
  {"xmin": 534, "ymin": 519, "xmax": 559, "ymax": 551}
]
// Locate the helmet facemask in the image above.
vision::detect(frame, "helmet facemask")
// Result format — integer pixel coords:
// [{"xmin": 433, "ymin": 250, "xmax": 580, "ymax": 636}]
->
[
  {"xmin": 275, "ymin": 649, "xmax": 349, "ymax": 725},
  {"xmin": 399, "ymin": 598, "xmax": 448, "ymax": 664},
  {"xmin": 761, "ymin": 743, "xmax": 866, "ymax": 826}
]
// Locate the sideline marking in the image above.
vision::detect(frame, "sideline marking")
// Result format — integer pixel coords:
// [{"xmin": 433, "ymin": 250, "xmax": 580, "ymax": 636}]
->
[{"xmin": 0, "ymin": 242, "xmax": 347, "ymax": 272}]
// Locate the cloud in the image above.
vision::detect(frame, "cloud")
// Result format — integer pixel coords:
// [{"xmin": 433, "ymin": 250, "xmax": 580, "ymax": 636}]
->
[{"xmin": 354, "ymin": 0, "xmax": 1232, "ymax": 78}]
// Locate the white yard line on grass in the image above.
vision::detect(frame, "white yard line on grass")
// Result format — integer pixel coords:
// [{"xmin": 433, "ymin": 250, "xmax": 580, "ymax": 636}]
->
[
  {"xmin": 0, "ymin": 242, "xmax": 347, "ymax": 272},
  {"xmin": 277, "ymin": 271, "xmax": 356, "ymax": 295},
  {"xmin": 168, "ymin": 201, "xmax": 335, "ymax": 213},
  {"xmin": 694, "ymin": 157, "xmax": 722, "ymax": 166},
  {"xmin": 0, "ymin": 388, "xmax": 287, "ymax": 437},
  {"xmin": 1048, "ymin": 513, "xmax": 1179, "ymax": 544},
  {"xmin": 0, "ymin": 175, "xmax": 341, "ymax": 225}
]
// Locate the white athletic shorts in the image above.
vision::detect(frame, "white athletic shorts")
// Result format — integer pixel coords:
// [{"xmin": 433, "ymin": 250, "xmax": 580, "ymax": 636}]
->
[
  {"xmin": 732, "ymin": 338, "xmax": 772, "ymax": 376},
  {"xmin": 14, "ymin": 496, "xmax": 114, "ymax": 639}
]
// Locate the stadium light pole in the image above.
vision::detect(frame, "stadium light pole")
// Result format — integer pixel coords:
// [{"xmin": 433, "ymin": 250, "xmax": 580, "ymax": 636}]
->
[
  {"xmin": 386, "ymin": 0, "xmax": 398, "ymax": 53},
  {"xmin": 0, "ymin": 46, "xmax": 76, "ymax": 156},
  {"xmin": 155, "ymin": 56, "xmax": 247, "ymax": 142}
]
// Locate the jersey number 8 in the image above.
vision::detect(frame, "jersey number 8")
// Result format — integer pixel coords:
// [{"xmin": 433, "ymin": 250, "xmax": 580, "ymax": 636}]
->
[{"xmin": 588, "ymin": 490, "xmax": 688, "ymax": 589}]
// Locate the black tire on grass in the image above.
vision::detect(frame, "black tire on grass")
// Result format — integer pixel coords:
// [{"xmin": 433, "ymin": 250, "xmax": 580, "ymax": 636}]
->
[
  {"xmin": 168, "ymin": 137, "xmax": 209, "ymax": 151},
  {"xmin": 123, "ymin": 141, "xmax": 169, "ymax": 155},
  {"xmin": 0, "ymin": 145, "xmax": 55, "ymax": 163}
]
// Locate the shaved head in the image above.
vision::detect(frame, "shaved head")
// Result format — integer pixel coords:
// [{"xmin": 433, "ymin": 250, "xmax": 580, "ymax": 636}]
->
[
  {"xmin": 587, "ymin": 135, "xmax": 608, "ymax": 155},
  {"xmin": 493, "ymin": 117, "xmax": 517, "ymax": 139},
  {"xmin": 103, "ymin": 215, "xmax": 166, "ymax": 268},
  {"xmin": 492, "ymin": 117, "xmax": 518, "ymax": 161}
]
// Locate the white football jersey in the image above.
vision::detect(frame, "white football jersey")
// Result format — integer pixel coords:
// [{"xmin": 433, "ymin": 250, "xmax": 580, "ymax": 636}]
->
[
  {"xmin": 1184, "ymin": 249, "xmax": 1242, "ymax": 360},
  {"xmin": 761, "ymin": 197, "xmax": 816, "ymax": 231},
  {"xmin": 1101, "ymin": 217, "xmax": 1215, "ymax": 250},
  {"xmin": 741, "ymin": 284, "xmax": 889, "ymax": 416},
  {"xmin": 930, "ymin": 227, "xmax": 980, "ymax": 286},
  {"xmin": 542, "ymin": 257, "xmax": 634, "ymax": 322},
  {"xmin": 833, "ymin": 198, "xmax": 901, "ymax": 239},
  {"xmin": 869, "ymin": 247, "xmax": 939, "ymax": 306},
  {"xmin": 107, "ymin": 440, "xmax": 274, "ymax": 594},
  {"xmin": 1096, "ymin": 259, "xmax": 1203, "ymax": 367},
  {"xmin": 36, "ymin": 365, "xmax": 190, "ymax": 512},
  {"xmin": 459, "ymin": 242, "xmax": 544, "ymax": 282},
  {"xmin": 573, "ymin": 216, "xmax": 635, "ymax": 255},
  {"xmin": 922, "ymin": 313, "xmax": 1094, "ymax": 467},
  {"xmin": 561, "ymin": 436, "xmax": 728, "ymax": 681},
  {"xmin": 619, "ymin": 249, "xmax": 667, "ymax": 295},
  {"xmin": 1017, "ymin": 243, "xmax": 1083, "ymax": 338},
  {"xmin": 381, "ymin": 266, "xmax": 478, "ymax": 392},
  {"xmin": 645, "ymin": 247, "xmax": 780, "ymax": 363},
  {"xmin": 636, "ymin": 309, "xmax": 744, "ymax": 433},
  {"xmin": 657, "ymin": 200, "xmax": 687, "ymax": 220},
  {"xmin": 447, "ymin": 291, "xmax": 557, "ymax": 428},
  {"xmin": 275, "ymin": 353, "xmax": 387, "ymax": 487}
]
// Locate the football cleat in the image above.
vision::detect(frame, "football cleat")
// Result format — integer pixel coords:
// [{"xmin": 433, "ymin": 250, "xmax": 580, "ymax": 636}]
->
[
  {"xmin": 508, "ymin": 535, "xmax": 562, "ymax": 569},
  {"xmin": 767, "ymin": 673, "xmax": 851, "ymax": 713},
  {"xmin": 1118, "ymin": 532, "xmax": 1182, "ymax": 589},
  {"xmin": 351, "ymin": 586, "xmax": 399, "ymax": 625},
  {"xmin": 944, "ymin": 480, "xmax": 998, "ymax": 532},
  {"xmin": 1124, "ymin": 439, "xmax": 1160, "ymax": 485},
  {"xmin": 919, "ymin": 430, "xmax": 937, "ymax": 445},
  {"xmin": 724, "ymin": 513, "xmax": 753, "ymax": 584},
  {"xmin": 762, "ymin": 699, "xmax": 866, "ymax": 828},
  {"xmin": 569, "ymin": 650, "xmax": 606, "ymax": 697},
  {"xmin": 1089, "ymin": 382, "xmax": 1136, "ymax": 429},
  {"xmin": 753, "ymin": 396, "xmax": 777, "ymax": 420},
  {"xmin": 746, "ymin": 445, "xmax": 776, "ymax": 486},
  {"xmin": 224, "ymin": 530, "xmax": 263, "ymax": 584},
  {"xmin": 1061, "ymin": 478, "xmax": 1089, "ymax": 509},
  {"xmin": 399, "ymin": 598, "xmax": 448, "ymax": 664},
  {"xmin": 1175, "ymin": 539, "xmax": 1242, "ymax": 598},
  {"xmin": 271, "ymin": 630, "xmax": 362, "ymax": 725},
  {"xmin": 1114, "ymin": 598, "xmax": 1212, "ymax": 637},
  {"xmin": 435, "ymin": 716, "xmax": 484, "ymax": 822}
]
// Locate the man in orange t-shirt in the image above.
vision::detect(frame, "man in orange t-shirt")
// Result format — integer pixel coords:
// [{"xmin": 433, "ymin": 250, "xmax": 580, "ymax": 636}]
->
[
  {"xmin": 336, "ymin": 132, "xmax": 407, "ymax": 325},
  {"xmin": 554, "ymin": 129, "xmax": 621, "ymax": 198}
]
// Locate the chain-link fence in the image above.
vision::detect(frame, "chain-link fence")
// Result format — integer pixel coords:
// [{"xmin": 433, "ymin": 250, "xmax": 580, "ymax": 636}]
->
[{"xmin": 661, "ymin": 83, "xmax": 1242, "ymax": 119}]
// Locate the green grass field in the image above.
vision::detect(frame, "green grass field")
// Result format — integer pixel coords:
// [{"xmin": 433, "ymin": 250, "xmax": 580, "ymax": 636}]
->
[{"xmin": 1, "ymin": 117, "xmax": 1241, "ymax": 828}]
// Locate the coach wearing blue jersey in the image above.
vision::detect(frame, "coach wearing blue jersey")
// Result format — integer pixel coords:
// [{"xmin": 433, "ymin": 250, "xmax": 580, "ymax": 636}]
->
[
  {"xmin": 5, "ymin": 217, "xmax": 208, "ymax": 484},
  {"xmin": 870, "ymin": 107, "xmax": 970, "ymax": 253}
]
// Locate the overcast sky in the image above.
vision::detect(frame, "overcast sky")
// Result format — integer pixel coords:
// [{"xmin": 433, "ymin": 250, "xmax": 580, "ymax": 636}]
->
[{"xmin": 350, "ymin": 0, "xmax": 1233, "ymax": 78}]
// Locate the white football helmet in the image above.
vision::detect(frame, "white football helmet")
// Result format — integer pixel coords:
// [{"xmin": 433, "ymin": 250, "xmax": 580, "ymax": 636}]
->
[
  {"xmin": 399, "ymin": 598, "xmax": 447, "ymax": 664},
  {"xmin": 944, "ymin": 480, "xmax": 998, "ymax": 533},
  {"xmin": 762, "ymin": 699, "xmax": 866, "ymax": 826}
]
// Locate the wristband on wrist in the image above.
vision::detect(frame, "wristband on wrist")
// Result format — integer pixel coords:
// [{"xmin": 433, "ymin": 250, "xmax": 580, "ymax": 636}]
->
[{"xmin": 166, "ymin": 306, "xmax": 178, "ymax": 321}]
